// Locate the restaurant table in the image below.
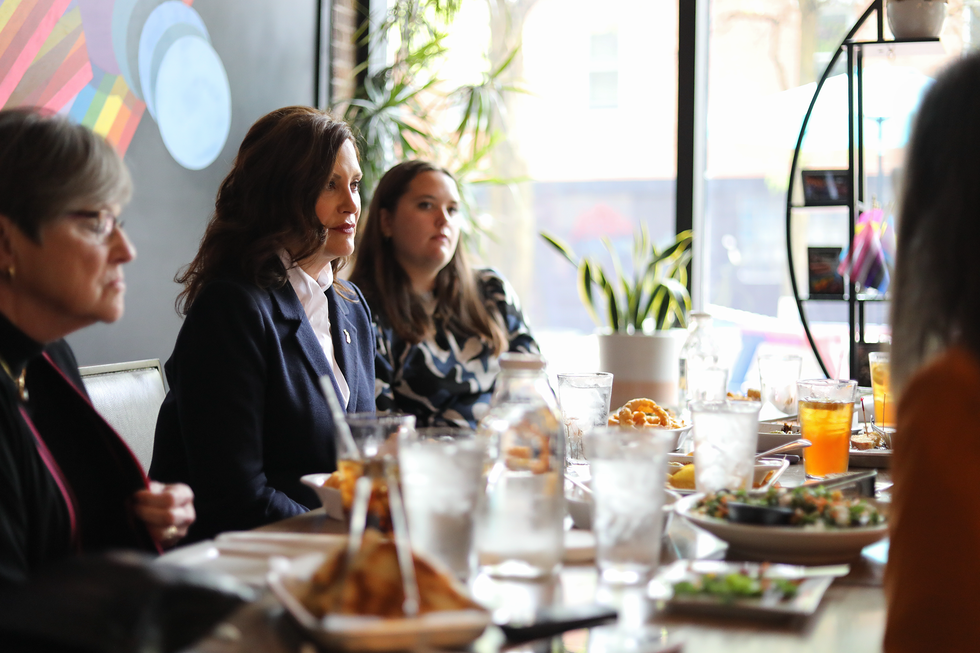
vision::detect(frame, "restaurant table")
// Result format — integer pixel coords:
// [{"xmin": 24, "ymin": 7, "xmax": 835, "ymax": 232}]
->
[{"xmin": 173, "ymin": 463, "xmax": 892, "ymax": 653}]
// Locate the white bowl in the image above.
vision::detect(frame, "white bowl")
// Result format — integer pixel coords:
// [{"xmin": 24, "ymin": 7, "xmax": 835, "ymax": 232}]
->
[
  {"xmin": 301, "ymin": 473, "xmax": 346, "ymax": 520},
  {"xmin": 887, "ymin": 0, "xmax": 946, "ymax": 39},
  {"xmin": 674, "ymin": 493, "xmax": 889, "ymax": 564},
  {"xmin": 566, "ymin": 487, "xmax": 678, "ymax": 532},
  {"xmin": 664, "ymin": 455, "xmax": 790, "ymax": 494}
]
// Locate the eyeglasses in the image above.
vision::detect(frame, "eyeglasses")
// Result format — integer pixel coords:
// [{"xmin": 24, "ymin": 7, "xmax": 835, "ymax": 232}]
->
[{"xmin": 64, "ymin": 209, "xmax": 125, "ymax": 242}]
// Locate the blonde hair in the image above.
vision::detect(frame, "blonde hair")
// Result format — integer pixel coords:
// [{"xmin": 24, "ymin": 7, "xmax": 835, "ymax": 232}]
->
[{"xmin": 0, "ymin": 108, "xmax": 131, "ymax": 241}]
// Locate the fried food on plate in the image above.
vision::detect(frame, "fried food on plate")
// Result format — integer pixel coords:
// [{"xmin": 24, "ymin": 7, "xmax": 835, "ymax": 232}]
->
[
  {"xmin": 323, "ymin": 460, "xmax": 393, "ymax": 532},
  {"xmin": 608, "ymin": 398, "xmax": 685, "ymax": 429},
  {"xmin": 727, "ymin": 389, "xmax": 762, "ymax": 401},
  {"xmin": 301, "ymin": 529, "xmax": 481, "ymax": 618}
]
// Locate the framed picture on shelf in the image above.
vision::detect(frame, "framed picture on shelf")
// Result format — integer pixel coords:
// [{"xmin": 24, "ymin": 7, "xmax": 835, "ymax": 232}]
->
[
  {"xmin": 808, "ymin": 247, "xmax": 845, "ymax": 298},
  {"xmin": 801, "ymin": 169, "xmax": 851, "ymax": 206}
]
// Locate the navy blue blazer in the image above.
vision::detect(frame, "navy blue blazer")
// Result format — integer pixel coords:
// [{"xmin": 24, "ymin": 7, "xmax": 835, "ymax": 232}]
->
[{"xmin": 150, "ymin": 277, "xmax": 375, "ymax": 541}]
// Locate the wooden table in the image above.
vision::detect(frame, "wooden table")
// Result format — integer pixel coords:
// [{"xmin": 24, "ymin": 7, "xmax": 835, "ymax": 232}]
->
[{"xmin": 182, "ymin": 462, "xmax": 891, "ymax": 653}]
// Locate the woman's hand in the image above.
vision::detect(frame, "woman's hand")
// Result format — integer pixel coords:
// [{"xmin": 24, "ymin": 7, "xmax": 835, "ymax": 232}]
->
[{"xmin": 133, "ymin": 481, "xmax": 196, "ymax": 548}]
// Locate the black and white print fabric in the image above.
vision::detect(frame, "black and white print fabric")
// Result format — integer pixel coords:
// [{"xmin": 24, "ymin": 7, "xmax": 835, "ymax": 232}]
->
[{"xmin": 372, "ymin": 268, "xmax": 538, "ymax": 427}]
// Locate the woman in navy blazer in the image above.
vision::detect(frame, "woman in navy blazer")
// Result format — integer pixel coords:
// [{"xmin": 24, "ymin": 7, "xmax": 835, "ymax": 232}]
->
[{"xmin": 150, "ymin": 107, "xmax": 375, "ymax": 541}]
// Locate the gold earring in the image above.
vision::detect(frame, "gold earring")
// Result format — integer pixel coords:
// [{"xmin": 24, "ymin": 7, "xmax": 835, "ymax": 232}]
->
[{"xmin": 5, "ymin": 265, "xmax": 12, "ymax": 280}]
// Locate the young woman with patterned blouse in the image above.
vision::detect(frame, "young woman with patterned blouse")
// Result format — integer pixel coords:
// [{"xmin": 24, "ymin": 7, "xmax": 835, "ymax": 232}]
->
[{"xmin": 350, "ymin": 161, "xmax": 538, "ymax": 427}]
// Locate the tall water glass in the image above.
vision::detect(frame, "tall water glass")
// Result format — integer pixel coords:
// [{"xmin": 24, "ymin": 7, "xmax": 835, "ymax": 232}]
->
[
  {"xmin": 798, "ymin": 379, "xmax": 856, "ymax": 479},
  {"xmin": 399, "ymin": 427, "xmax": 485, "ymax": 579},
  {"xmin": 758, "ymin": 354, "xmax": 803, "ymax": 415},
  {"xmin": 344, "ymin": 412, "xmax": 416, "ymax": 461},
  {"xmin": 585, "ymin": 426, "xmax": 673, "ymax": 585},
  {"xmin": 691, "ymin": 400, "xmax": 761, "ymax": 493},
  {"xmin": 342, "ymin": 413, "xmax": 416, "ymax": 531},
  {"xmin": 868, "ymin": 352, "xmax": 895, "ymax": 429},
  {"xmin": 557, "ymin": 372, "xmax": 614, "ymax": 476}
]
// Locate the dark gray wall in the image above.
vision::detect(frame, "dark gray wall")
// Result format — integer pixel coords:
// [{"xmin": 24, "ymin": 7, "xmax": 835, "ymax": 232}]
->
[{"xmin": 67, "ymin": 0, "xmax": 319, "ymax": 366}]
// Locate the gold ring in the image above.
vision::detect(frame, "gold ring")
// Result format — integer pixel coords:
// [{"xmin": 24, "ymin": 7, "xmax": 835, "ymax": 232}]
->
[{"xmin": 162, "ymin": 525, "xmax": 179, "ymax": 541}]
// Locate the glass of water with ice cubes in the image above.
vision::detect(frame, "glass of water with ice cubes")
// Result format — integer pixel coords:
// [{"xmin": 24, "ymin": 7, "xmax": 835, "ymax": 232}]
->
[
  {"xmin": 584, "ymin": 426, "xmax": 674, "ymax": 585},
  {"xmin": 691, "ymin": 400, "xmax": 761, "ymax": 493},
  {"xmin": 398, "ymin": 427, "xmax": 487, "ymax": 580},
  {"xmin": 557, "ymin": 372, "xmax": 613, "ymax": 478}
]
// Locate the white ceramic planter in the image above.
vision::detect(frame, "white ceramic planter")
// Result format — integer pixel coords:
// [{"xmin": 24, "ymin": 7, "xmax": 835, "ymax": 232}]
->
[
  {"xmin": 598, "ymin": 330, "xmax": 686, "ymax": 410},
  {"xmin": 887, "ymin": 0, "xmax": 946, "ymax": 39}
]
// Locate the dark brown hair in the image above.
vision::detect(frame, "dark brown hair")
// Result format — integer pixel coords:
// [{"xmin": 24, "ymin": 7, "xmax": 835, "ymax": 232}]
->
[
  {"xmin": 891, "ymin": 53, "xmax": 980, "ymax": 393},
  {"xmin": 350, "ymin": 160, "xmax": 507, "ymax": 354},
  {"xmin": 176, "ymin": 106, "xmax": 356, "ymax": 314},
  {"xmin": 0, "ymin": 107, "xmax": 131, "ymax": 241}
]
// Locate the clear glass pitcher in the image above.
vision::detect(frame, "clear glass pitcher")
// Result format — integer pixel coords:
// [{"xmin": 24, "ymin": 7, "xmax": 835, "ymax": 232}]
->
[{"xmin": 476, "ymin": 353, "xmax": 564, "ymax": 579}]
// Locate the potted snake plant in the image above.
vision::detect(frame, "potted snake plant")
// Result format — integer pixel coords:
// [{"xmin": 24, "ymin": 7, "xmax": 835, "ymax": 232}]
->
[{"xmin": 540, "ymin": 227, "xmax": 693, "ymax": 408}]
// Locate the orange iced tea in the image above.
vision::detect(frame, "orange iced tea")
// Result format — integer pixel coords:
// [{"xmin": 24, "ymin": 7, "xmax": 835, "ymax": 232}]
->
[
  {"xmin": 799, "ymin": 399, "xmax": 853, "ymax": 478},
  {"xmin": 869, "ymin": 353, "xmax": 895, "ymax": 428}
]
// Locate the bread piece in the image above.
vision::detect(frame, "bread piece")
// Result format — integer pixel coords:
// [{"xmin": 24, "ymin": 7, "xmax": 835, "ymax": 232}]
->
[{"xmin": 850, "ymin": 433, "xmax": 879, "ymax": 450}]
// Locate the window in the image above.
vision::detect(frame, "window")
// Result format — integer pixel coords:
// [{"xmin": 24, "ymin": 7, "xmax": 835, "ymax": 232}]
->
[
  {"xmin": 424, "ymin": 0, "xmax": 678, "ymax": 370},
  {"xmin": 589, "ymin": 31, "xmax": 619, "ymax": 109},
  {"xmin": 702, "ymin": 0, "xmax": 971, "ymax": 387}
]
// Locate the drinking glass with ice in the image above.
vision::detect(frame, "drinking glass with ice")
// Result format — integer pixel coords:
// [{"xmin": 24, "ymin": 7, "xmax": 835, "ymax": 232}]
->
[
  {"xmin": 398, "ymin": 427, "xmax": 486, "ymax": 580},
  {"xmin": 584, "ymin": 426, "xmax": 673, "ymax": 585},
  {"xmin": 557, "ymin": 372, "xmax": 614, "ymax": 478},
  {"xmin": 691, "ymin": 400, "xmax": 761, "ymax": 493}
]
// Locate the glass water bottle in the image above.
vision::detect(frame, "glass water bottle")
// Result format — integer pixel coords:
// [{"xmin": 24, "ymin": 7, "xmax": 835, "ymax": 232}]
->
[{"xmin": 476, "ymin": 353, "xmax": 564, "ymax": 579}]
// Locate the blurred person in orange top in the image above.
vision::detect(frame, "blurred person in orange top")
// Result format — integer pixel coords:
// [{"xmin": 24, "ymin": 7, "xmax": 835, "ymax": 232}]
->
[{"xmin": 884, "ymin": 52, "xmax": 980, "ymax": 651}]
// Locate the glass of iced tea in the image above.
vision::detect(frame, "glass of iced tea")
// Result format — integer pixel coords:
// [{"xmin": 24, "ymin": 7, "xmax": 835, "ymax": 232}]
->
[
  {"xmin": 868, "ymin": 352, "xmax": 895, "ymax": 429},
  {"xmin": 797, "ymin": 379, "xmax": 856, "ymax": 479}
]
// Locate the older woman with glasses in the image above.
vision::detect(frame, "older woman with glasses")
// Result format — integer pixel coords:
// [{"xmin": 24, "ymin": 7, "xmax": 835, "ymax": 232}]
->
[{"xmin": 0, "ymin": 108, "xmax": 195, "ymax": 586}]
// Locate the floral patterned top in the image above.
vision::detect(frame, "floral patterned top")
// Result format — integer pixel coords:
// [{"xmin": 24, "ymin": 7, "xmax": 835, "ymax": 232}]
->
[{"xmin": 371, "ymin": 268, "xmax": 539, "ymax": 428}]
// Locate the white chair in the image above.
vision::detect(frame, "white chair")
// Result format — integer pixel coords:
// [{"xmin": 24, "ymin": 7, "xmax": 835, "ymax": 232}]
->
[{"xmin": 79, "ymin": 359, "xmax": 167, "ymax": 474}]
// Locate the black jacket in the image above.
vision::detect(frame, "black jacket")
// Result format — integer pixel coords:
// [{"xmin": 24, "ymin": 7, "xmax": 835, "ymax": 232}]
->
[
  {"xmin": 0, "ymin": 315, "xmax": 156, "ymax": 587},
  {"xmin": 150, "ymin": 277, "xmax": 376, "ymax": 541}
]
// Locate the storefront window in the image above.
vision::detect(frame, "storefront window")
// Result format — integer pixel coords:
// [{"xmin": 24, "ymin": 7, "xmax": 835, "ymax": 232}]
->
[{"xmin": 703, "ymin": 0, "xmax": 971, "ymax": 386}]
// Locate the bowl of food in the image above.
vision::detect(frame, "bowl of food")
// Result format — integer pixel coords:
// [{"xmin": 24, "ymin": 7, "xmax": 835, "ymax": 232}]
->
[
  {"xmin": 269, "ymin": 529, "xmax": 491, "ymax": 651},
  {"xmin": 607, "ymin": 398, "xmax": 691, "ymax": 451},
  {"xmin": 674, "ymin": 486, "xmax": 888, "ymax": 564},
  {"xmin": 302, "ymin": 459, "xmax": 394, "ymax": 530},
  {"xmin": 665, "ymin": 455, "xmax": 789, "ymax": 494}
]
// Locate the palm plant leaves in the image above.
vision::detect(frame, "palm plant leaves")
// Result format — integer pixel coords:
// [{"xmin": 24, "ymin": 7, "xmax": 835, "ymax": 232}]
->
[
  {"xmin": 335, "ymin": 0, "xmax": 524, "ymax": 233},
  {"xmin": 540, "ymin": 228, "xmax": 693, "ymax": 333}
]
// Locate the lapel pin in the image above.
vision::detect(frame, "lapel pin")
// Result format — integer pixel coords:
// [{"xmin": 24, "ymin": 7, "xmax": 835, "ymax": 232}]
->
[{"xmin": 344, "ymin": 329, "xmax": 351, "ymax": 344}]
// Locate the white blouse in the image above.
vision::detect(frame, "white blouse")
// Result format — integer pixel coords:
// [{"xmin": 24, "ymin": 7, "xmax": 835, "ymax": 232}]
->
[{"xmin": 283, "ymin": 257, "xmax": 350, "ymax": 408}]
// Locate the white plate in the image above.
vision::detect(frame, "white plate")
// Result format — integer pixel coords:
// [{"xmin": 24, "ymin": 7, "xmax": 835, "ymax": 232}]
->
[
  {"xmin": 849, "ymin": 447, "xmax": 891, "ymax": 468},
  {"xmin": 674, "ymin": 493, "xmax": 889, "ymax": 564},
  {"xmin": 156, "ymin": 531, "xmax": 346, "ymax": 586},
  {"xmin": 268, "ymin": 552, "xmax": 491, "ymax": 651},
  {"xmin": 301, "ymin": 473, "xmax": 346, "ymax": 519},
  {"xmin": 665, "ymin": 456, "xmax": 790, "ymax": 495},
  {"xmin": 757, "ymin": 418, "xmax": 802, "ymax": 454},
  {"xmin": 652, "ymin": 559, "xmax": 846, "ymax": 618}
]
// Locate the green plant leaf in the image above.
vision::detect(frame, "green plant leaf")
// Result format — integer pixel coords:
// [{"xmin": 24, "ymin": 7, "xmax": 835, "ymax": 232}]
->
[{"xmin": 577, "ymin": 258, "xmax": 602, "ymax": 328}]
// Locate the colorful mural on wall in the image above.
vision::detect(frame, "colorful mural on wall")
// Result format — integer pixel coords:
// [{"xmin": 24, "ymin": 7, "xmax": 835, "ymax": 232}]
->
[{"xmin": 0, "ymin": 0, "xmax": 231, "ymax": 170}]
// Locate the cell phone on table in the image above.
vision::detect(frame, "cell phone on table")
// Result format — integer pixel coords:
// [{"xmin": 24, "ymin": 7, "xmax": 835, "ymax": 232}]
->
[{"xmin": 496, "ymin": 603, "xmax": 618, "ymax": 643}]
